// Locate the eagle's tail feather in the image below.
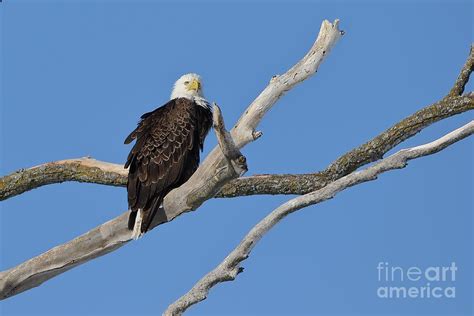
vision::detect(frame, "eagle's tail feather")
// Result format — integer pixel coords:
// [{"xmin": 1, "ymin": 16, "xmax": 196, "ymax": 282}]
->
[
  {"xmin": 129, "ymin": 198, "xmax": 163, "ymax": 240},
  {"xmin": 131, "ymin": 209, "xmax": 144, "ymax": 240}
]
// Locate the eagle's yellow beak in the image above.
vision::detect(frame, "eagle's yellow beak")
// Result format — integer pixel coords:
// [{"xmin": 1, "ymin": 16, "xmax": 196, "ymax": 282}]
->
[{"xmin": 187, "ymin": 79, "xmax": 201, "ymax": 91}]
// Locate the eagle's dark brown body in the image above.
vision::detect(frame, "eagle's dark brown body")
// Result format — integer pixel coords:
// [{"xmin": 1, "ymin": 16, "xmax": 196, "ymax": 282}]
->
[{"xmin": 124, "ymin": 97, "xmax": 212, "ymax": 233}]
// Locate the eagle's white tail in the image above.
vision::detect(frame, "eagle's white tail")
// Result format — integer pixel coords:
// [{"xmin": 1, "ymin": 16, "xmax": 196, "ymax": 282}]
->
[{"xmin": 131, "ymin": 209, "xmax": 144, "ymax": 240}]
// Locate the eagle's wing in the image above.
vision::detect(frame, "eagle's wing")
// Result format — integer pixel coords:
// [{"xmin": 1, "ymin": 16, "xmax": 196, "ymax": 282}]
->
[{"xmin": 124, "ymin": 98, "xmax": 201, "ymax": 232}]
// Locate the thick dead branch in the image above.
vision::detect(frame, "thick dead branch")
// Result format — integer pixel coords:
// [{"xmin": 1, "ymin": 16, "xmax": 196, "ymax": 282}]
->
[
  {"xmin": 0, "ymin": 104, "xmax": 247, "ymax": 300},
  {"xmin": 0, "ymin": 158, "xmax": 127, "ymax": 201},
  {"xmin": 0, "ymin": 19, "xmax": 343, "ymax": 300},
  {"xmin": 164, "ymin": 120, "xmax": 474, "ymax": 316}
]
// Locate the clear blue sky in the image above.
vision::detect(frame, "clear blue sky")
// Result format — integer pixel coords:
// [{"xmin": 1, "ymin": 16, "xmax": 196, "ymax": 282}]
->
[{"xmin": 1, "ymin": 1, "xmax": 473, "ymax": 315}]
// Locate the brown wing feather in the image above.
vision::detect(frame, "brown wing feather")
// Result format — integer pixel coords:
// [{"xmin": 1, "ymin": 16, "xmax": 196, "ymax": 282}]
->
[{"xmin": 125, "ymin": 98, "xmax": 212, "ymax": 233}]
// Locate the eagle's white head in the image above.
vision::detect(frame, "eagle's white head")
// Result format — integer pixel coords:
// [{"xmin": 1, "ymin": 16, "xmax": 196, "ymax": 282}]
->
[{"xmin": 171, "ymin": 73, "xmax": 205, "ymax": 100}]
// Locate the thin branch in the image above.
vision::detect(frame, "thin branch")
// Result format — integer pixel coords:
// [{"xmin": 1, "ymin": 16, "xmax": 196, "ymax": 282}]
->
[
  {"xmin": 0, "ymin": 19, "xmax": 343, "ymax": 300},
  {"xmin": 449, "ymin": 44, "xmax": 474, "ymax": 96},
  {"xmin": 213, "ymin": 103, "xmax": 247, "ymax": 177},
  {"xmin": 164, "ymin": 120, "xmax": 474, "ymax": 316}
]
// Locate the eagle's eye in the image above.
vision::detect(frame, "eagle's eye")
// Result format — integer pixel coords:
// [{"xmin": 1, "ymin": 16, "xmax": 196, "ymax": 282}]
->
[{"xmin": 184, "ymin": 81, "xmax": 190, "ymax": 85}]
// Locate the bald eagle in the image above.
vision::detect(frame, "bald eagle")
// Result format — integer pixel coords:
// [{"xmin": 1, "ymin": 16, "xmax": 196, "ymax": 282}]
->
[{"xmin": 124, "ymin": 73, "xmax": 213, "ymax": 239}]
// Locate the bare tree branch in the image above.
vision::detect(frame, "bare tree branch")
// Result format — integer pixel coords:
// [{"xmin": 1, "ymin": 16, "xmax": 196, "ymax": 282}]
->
[
  {"xmin": 164, "ymin": 120, "xmax": 474, "ymax": 316},
  {"xmin": 449, "ymin": 44, "xmax": 474, "ymax": 96},
  {"xmin": 212, "ymin": 103, "xmax": 248, "ymax": 177},
  {"xmin": 218, "ymin": 94, "xmax": 473, "ymax": 197},
  {"xmin": 0, "ymin": 19, "xmax": 343, "ymax": 300},
  {"xmin": 0, "ymin": 157, "xmax": 127, "ymax": 201}
]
